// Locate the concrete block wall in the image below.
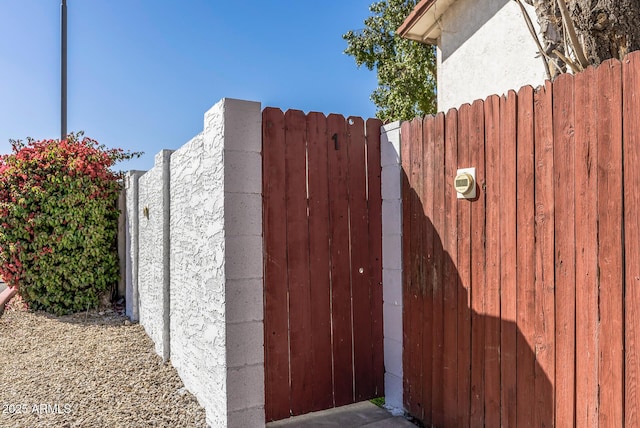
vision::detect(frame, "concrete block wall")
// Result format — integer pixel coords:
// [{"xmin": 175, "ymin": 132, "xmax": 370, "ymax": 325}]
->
[
  {"xmin": 125, "ymin": 170, "xmax": 145, "ymax": 322},
  {"xmin": 125, "ymin": 98, "xmax": 264, "ymax": 427},
  {"xmin": 381, "ymin": 122, "xmax": 404, "ymax": 415},
  {"xmin": 137, "ymin": 150, "xmax": 172, "ymax": 361}
]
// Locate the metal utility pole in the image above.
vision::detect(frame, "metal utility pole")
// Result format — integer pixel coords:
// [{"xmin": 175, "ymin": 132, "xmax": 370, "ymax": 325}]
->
[{"xmin": 61, "ymin": 0, "xmax": 67, "ymax": 141}]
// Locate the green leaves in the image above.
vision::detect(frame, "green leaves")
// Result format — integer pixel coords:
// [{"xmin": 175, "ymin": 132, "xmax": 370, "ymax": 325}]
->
[
  {"xmin": 343, "ymin": 0, "xmax": 437, "ymax": 122},
  {"xmin": 0, "ymin": 133, "xmax": 136, "ymax": 315}
]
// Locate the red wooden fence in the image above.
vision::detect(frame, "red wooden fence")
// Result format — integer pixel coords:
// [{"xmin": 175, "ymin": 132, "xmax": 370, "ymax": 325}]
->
[
  {"xmin": 402, "ymin": 51, "xmax": 640, "ymax": 427},
  {"xmin": 262, "ymin": 109, "xmax": 384, "ymax": 421}
]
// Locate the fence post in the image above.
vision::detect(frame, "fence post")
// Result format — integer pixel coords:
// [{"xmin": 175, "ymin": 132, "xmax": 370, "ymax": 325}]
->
[
  {"xmin": 138, "ymin": 150, "xmax": 173, "ymax": 362},
  {"xmin": 381, "ymin": 121, "xmax": 404, "ymax": 414},
  {"xmin": 168, "ymin": 98, "xmax": 264, "ymax": 428},
  {"xmin": 125, "ymin": 170, "xmax": 146, "ymax": 322}
]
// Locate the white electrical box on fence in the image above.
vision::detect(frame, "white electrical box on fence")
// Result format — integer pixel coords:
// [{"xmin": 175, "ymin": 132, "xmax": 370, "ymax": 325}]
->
[{"xmin": 455, "ymin": 167, "xmax": 476, "ymax": 199}]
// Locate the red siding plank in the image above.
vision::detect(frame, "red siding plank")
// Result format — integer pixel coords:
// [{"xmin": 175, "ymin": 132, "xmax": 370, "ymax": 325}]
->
[
  {"xmin": 573, "ymin": 66, "xmax": 600, "ymax": 427},
  {"xmin": 624, "ymin": 50, "xmax": 640, "ymax": 428},
  {"xmin": 306, "ymin": 112, "xmax": 335, "ymax": 411},
  {"xmin": 263, "ymin": 107, "xmax": 292, "ymax": 421},
  {"xmin": 401, "ymin": 120, "xmax": 414, "ymax": 412},
  {"xmin": 469, "ymin": 99, "xmax": 487, "ymax": 428},
  {"xmin": 366, "ymin": 118, "xmax": 385, "ymax": 398},
  {"xmin": 430, "ymin": 112, "xmax": 446, "ymax": 427},
  {"xmin": 421, "ymin": 115, "xmax": 435, "ymax": 423},
  {"xmin": 553, "ymin": 73, "xmax": 576, "ymax": 428},
  {"xmin": 596, "ymin": 59, "xmax": 624, "ymax": 427},
  {"xmin": 499, "ymin": 91, "xmax": 518, "ymax": 428},
  {"xmin": 483, "ymin": 95, "xmax": 501, "ymax": 428},
  {"xmin": 456, "ymin": 104, "xmax": 473, "ymax": 428},
  {"xmin": 327, "ymin": 114, "xmax": 355, "ymax": 407},
  {"xmin": 285, "ymin": 110, "xmax": 314, "ymax": 416},
  {"xmin": 408, "ymin": 117, "xmax": 425, "ymax": 419},
  {"xmin": 442, "ymin": 108, "xmax": 459, "ymax": 427},
  {"xmin": 517, "ymin": 85, "xmax": 537, "ymax": 428},
  {"xmin": 533, "ymin": 82, "xmax": 555, "ymax": 428},
  {"xmin": 348, "ymin": 116, "xmax": 375, "ymax": 401}
]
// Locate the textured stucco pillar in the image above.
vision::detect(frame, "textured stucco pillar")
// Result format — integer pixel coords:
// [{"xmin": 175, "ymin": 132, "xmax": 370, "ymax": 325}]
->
[
  {"xmin": 381, "ymin": 121, "xmax": 404, "ymax": 414},
  {"xmin": 125, "ymin": 170, "xmax": 146, "ymax": 322},
  {"xmin": 168, "ymin": 98, "xmax": 263, "ymax": 428},
  {"xmin": 138, "ymin": 150, "xmax": 173, "ymax": 362}
]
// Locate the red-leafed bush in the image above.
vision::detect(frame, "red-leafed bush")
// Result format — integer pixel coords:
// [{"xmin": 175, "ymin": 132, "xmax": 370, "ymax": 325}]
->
[{"xmin": 0, "ymin": 133, "xmax": 140, "ymax": 314}]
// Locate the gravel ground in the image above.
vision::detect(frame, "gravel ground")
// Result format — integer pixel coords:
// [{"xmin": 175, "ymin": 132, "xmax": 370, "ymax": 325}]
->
[{"xmin": 0, "ymin": 297, "xmax": 208, "ymax": 428}]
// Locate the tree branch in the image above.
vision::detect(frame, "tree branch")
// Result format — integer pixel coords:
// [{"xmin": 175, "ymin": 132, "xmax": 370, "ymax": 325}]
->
[
  {"xmin": 556, "ymin": 0, "xmax": 589, "ymax": 68},
  {"xmin": 513, "ymin": 0, "xmax": 552, "ymax": 80}
]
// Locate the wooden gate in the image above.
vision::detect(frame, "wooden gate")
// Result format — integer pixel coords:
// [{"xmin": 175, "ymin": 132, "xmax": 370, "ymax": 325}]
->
[{"xmin": 262, "ymin": 108, "xmax": 384, "ymax": 422}]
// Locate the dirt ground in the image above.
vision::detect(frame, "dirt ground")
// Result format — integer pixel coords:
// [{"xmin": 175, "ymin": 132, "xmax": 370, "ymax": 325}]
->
[{"xmin": 0, "ymin": 297, "xmax": 208, "ymax": 428}]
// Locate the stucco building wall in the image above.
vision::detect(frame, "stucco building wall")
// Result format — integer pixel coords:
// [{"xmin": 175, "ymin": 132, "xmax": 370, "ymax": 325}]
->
[{"xmin": 437, "ymin": 0, "xmax": 545, "ymax": 111}]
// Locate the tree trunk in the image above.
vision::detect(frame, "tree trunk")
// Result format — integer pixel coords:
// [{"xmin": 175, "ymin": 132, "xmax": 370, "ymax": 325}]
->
[{"xmin": 523, "ymin": 0, "xmax": 640, "ymax": 75}]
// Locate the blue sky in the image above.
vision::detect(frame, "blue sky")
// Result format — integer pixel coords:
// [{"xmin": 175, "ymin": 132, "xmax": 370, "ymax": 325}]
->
[{"xmin": 0, "ymin": 0, "xmax": 379, "ymax": 171}]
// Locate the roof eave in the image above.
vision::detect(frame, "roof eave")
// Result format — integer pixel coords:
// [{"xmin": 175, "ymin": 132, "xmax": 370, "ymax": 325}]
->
[{"xmin": 397, "ymin": 0, "xmax": 457, "ymax": 45}]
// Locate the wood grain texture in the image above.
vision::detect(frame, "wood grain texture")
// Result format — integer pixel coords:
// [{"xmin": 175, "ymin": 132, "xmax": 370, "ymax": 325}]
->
[
  {"xmin": 456, "ymin": 104, "xmax": 472, "ymax": 428},
  {"xmin": 421, "ymin": 115, "xmax": 434, "ymax": 423},
  {"xmin": 442, "ymin": 109, "xmax": 459, "ymax": 427},
  {"xmin": 366, "ymin": 118, "xmax": 385, "ymax": 398},
  {"xmin": 533, "ymin": 81, "xmax": 555, "ymax": 428},
  {"xmin": 348, "ymin": 116, "xmax": 374, "ymax": 401},
  {"xmin": 284, "ymin": 110, "xmax": 313, "ymax": 416},
  {"xmin": 483, "ymin": 95, "xmax": 501, "ymax": 428},
  {"xmin": 499, "ymin": 91, "xmax": 517, "ymax": 428},
  {"xmin": 596, "ymin": 59, "xmax": 624, "ymax": 428},
  {"xmin": 430, "ymin": 112, "xmax": 446, "ymax": 427},
  {"xmin": 262, "ymin": 108, "xmax": 291, "ymax": 421},
  {"xmin": 469, "ymin": 99, "xmax": 486, "ymax": 428},
  {"xmin": 327, "ymin": 113, "xmax": 355, "ymax": 407},
  {"xmin": 306, "ymin": 112, "xmax": 334, "ymax": 411},
  {"xmin": 573, "ymin": 66, "xmax": 600, "ymax": 427},
  {"xmin": 516, "ymin": 86, "xmax": 537, "ymax": 428},
  {"xmin": 624, "ymin": 50, "xmax": 640, "ymax": 428}
]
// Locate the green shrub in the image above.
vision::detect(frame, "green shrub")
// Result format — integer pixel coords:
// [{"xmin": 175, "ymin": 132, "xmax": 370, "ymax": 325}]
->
[{"xmin": 0, "ymin": 133, "xmax": 139, "ymax": 315}]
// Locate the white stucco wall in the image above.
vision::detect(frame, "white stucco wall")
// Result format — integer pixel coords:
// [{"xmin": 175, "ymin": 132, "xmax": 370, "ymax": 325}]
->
[
  {"xmin": 381, "ymin": 122, "xmax": 404, "ymax": 415},
  {"xmin": 437, "ymin": 0, "xmax": 545, "ymax": 111},
  {"xmin": 125, "ymin": 170, "xmax": 145, "ymax": 322},
  {"xmin": 137, "ymin": 151, "xmax": 172, "ymax": 361},
  {"xmin": 167, "ymin": 98, "xmax": 263, "ymax": 428}
]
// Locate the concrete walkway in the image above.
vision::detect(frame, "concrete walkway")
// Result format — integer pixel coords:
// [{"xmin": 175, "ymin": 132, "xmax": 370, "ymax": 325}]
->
[{"xmin": 266, "ymin": 401, "xmax": 416, "ymax": 428}]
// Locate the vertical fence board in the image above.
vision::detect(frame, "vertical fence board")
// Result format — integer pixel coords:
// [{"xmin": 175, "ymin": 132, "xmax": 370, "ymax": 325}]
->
[
  {"xmin": 327, "ymin": 114, "xmax": 354, "ymax": 407},
  {"xmin": 306, "ymin": 112, "xmax": 334, "ymax": 411},
  {"xmin": 516, "ymin": 86, "xmax": 536, "ymax": 428},
  {"xmin": 624, "ymin": 51, "xmax": 640, "ymax": 428},
  {"xmin": 469, "ymin": 99, "xmax": 487, "ymax": 428},
  {"xmin": 410, "ymin": 117, "xmax": 425, "ymax": 418},
  {"xmin": 421, "ymin": 116, "xmax": 435, "ymax": 423},
  {"xmin": 285, "ymin": 110, "xmax": 314, "ymax": 416},
  {"xmin": 553, "ymin": 73, "xmax": 576, "ymax": 428},
  {"xmin": 431, "ymin": 112, "xmax": 446, "ymax": 427},
  {"xmin": 484, "ymin": 95, "xmax": 501, "ymax": 428},
  {"xmin": 456, "ymin": 104, "xmax": 472, "ymax": 427},
  {"xmin": 533, "ymin": 81, "xmax": 555, "ymax": 428},
  {"xmin": 442, "ymin": 108, "xmax": 459, "ymax": 427},
  {"xmin": 499, "ymin": 91, "xmax": 518, "ymax": 428},
  {"xmin": 348, "ymin": 117, "xmax": 375, "ymax": 401},
  {"xmin": 263, "ymin": 108, "xmax": 291, "ymax": 421},
  {"xmin": 597, "ymin": 59, "xmax": 624, "ymax": 427},
  {"xmin": 401, "ymin": 120, "xmax": 413, "ymax": 412},
  {"xmin": 366, "ymin": 118, "xmax": 385, "ymax": 397},
  {"xmin": 573, "ymin": 66, "xmax": 600, "ymax": 426}
]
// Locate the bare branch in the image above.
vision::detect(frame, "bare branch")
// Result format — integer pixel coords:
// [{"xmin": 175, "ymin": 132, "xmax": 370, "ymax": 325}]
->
[
  {"xmin": 513, "ymin": 0, "xmax": 552, "ymax": 80},
  {"xmin": 556, "ymin": 0, "xmax": 589, "ymax": 68}
]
